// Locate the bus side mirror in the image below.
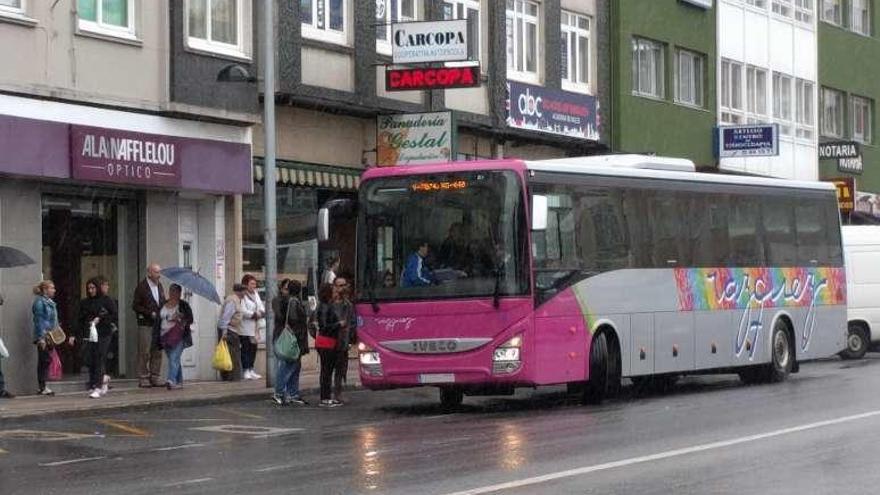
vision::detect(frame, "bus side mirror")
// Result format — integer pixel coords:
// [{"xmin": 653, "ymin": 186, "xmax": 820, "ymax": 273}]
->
[
  {"xmin": 532, "ymin": 195, "xmax": 548, "ymax": 231},
  {"xmin": 318, "ymin": 207, "xmax": 331, "ymax": 242}
]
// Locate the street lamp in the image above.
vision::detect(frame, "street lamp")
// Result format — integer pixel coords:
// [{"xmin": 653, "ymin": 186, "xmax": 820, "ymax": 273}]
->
[{"xmin": 217, "ymin": 0, "xmax": 277, "ymax": 388}]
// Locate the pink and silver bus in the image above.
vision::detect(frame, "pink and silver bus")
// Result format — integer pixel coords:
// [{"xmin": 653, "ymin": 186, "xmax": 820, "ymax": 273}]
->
[{"xmin": 320, "ymin": 155, "xmax": 847, "ymax": 407}]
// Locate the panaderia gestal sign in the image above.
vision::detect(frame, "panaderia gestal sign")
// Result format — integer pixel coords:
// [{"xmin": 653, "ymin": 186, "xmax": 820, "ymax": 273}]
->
[{"xmin": 71, "ymin": 125, "xmax": 181, "ymax": 187}]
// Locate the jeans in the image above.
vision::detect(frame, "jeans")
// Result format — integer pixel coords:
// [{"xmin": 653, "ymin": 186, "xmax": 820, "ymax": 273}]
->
[
  {"xmin": 240, "ymin": 335, "xmax": 257, "ymax": 370},
  {"xmin": 87, "ymin": 335, "xmax": 112, "ymax": 390},
  {"xmin": 37, "ymin": 346, "xmax": 50, "ymax": 391},
  {"xmin": 318, "ymin": 349, "xmax": 339, "ymax": 401},
  {"xmin": 274, "ymin": 357, "xmax": 301, "ymax": 399},
  {"xmin": 165, "ymin": 341, "xmax": 185, "ymax": 385}
]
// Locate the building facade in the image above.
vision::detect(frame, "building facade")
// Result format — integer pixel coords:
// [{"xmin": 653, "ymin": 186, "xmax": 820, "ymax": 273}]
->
[
  {"xmin": 717, "ymin": 0, "xmax": 819, "ymax": 180},
  {"xmin": 244, "ymin": 0, "xmax": 609, "ymax": 290},
  {"xmin": 610, "ymin": 0, "xmax": 717, "ymax": 167},
  {"xmin": 818, "ymin": 0, "xmax": 880, "ymax": 219},
  {"xmin": 0, "ymin": 1, "xmax": 256, "ymax": 394}
]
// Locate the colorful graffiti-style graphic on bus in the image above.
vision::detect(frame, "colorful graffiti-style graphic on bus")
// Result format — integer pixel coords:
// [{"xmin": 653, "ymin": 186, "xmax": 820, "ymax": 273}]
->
[{"xmin": 675, "ymin": 267, "xmax": 846, "ymax": 357}]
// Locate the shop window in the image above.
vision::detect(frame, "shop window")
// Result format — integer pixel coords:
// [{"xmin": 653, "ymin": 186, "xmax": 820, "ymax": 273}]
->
[
  {"xmin": 187, "ymin": 0, "xmax": 250, "ymax": 58},
  {"xmin": 77, "ymin": 0, "xmax": 136, "ymax": 40},
  {"xmin": 506, "ymin": 0, "xmax": 541, "ymax": 83},
  {"xmin": 376, "ymin": 0, "xmax": 418, "ymax": 55},
  {"xmin": 795, "ymin": 0, "xmax": 814, "ymax": 23},
  {"xmin": 796, "ymin": 79, "xmax": 815, "ymax": 140},
  {"xmin": 822, "ymin": 0, "xmax": 842, "ymax": 25},
  {"xmin": 674, "ymin": 48, "xmax": 704, "ymax": 108},
  {"xmin": 301, "ymin": 0, "xmax": 347, "ymax": 45},
  {"xmin": 746, "ymin": 65, "xmax": 768, "ymax": 123},
  {"xmin": 772, "ymin": 71, "xmax": 793, "ymax": 136},
  {"xmin": 852, "ymin": 95, "xmax": 873, "ymax": 144},
  {"xmin": 721, "ymin": 59, "xmax": 744, "ymax": 124},
  {"xmin": 821, "ymin": 87, "xmax": 845, "ymax": 138},
  {"xmin": 561, "ymin": 11, "xmax": 591, "ymax": 93},
  {"xmin": 443, "ymin": 0, "xmax": 481, "ymax": 62},
  {"xmin": 632, "ymin": 37, "xmax": 665, "ymax": 99}
]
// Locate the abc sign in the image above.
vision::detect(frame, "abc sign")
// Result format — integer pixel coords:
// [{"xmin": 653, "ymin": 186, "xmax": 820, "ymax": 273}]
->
[{"xmin": 518, "ymin": 88, "xmax": 543, "ymax": 118}]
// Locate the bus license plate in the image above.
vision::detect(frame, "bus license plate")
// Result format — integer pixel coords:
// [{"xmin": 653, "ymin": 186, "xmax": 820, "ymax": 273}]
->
[{"xmin": 419, "ymin": 373, "xmax": 455, "ymax": 384}]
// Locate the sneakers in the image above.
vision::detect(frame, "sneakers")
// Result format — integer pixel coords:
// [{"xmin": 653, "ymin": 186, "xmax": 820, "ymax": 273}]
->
[
  {"xmin": 319, "ymin": 399, "xmax": 341, "ymax": 408},
  {"xmin": 89, "ymin": 388, "xmax": 101, "ymax": 399},
  {"xmin": 39, "ymin": 388, "xmax": 54, "ymax": 396},
  {"xmin": 288, "ymin": 396, "xmax": 308, "ymax": 406},
  {"xmin": 271, "ymin": 394, "xmax": 285, "ymax": 406},
  {"xmin": 0, "ymin": 390, "xmax": 14, "ymax": 399},
  {"xmin": 244, "ymin": 369, "xmax": 263, "ymax": 380},
  {"xmin": 166, "ymin": 382, "xmax": 183, "ymax": 390}
]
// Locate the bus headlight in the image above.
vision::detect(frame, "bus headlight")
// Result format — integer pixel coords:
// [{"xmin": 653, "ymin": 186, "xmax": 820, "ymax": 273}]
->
[
  {"xmin": 358, "ymin": 342, "xmax": 383, "ymax": 376},
  {"xmin": 493, "ymin": 335, "xmax": 522, "ymax": 375}
]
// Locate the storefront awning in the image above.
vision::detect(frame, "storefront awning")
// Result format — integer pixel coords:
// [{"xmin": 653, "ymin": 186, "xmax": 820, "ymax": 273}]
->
[{"xmin": 253, "ymin": 158, "xmax": 361, "ymax": 190}]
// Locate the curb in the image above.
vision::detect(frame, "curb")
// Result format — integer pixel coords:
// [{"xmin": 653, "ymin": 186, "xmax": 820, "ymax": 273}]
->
[{"xmin": 0, "ymin": 383, "xmax": 363, "ymax": 422}]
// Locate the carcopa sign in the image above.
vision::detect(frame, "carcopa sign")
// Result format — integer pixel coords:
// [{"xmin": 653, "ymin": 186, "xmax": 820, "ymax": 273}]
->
[
  {"xmin": 391, "ymin": 20, "xmax": 469, "ymax": 64},
  {"xmin": 506, "ymin": 81, "xmax": 600, "ymax": 141}
]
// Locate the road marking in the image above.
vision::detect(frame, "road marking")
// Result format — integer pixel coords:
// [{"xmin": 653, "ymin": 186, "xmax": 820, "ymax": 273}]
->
[
  {"xmin": 441, "ymin": 409, "xmax": 880, "ymax": 495},
  {"xmin": 0, "ymin": 448, "xmax": 7, "ymax": 454},
  {"xmin": 191, "ymin": 424, "xmax": 303, "ymax": 438},
  {"xmin": 216, "ymin": 407, "xmax": 264, "ymax": 420},
  {"xmin": 0, "ymin": 430, "xmax": 98, "ymax": 441},
  {"xmin": 164, "ymin": 477, "xmax": 214, "ymax": 488},
  {"xmin": 255, "ymin": 463, "xmax": 297, "ymax": 473},
  {"xmin": 96, "ymin": 419, "xmax": 151, "ymax": 438},
  {"xmin": 152, "ymin": 443, "xmax": 205, "ymax": 452},
  {"xmin": 39, "ymin": 456, "xmax": 106, "ymax": 467}
]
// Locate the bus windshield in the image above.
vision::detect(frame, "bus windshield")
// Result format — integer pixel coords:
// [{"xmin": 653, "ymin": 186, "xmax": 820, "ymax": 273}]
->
[{"xmin": 357, "ymin": 170, "xmax": 528, "ymax": 302}]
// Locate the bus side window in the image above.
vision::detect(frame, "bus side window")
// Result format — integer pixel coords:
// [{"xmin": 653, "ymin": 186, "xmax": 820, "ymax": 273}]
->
[
  {"xmin": 761, "ymin": 196, "xmax": 797, "ymax": 267},
  {"xmin": 825, "ymin": 199, "xmax": 844, "ymax": 266},
  {"xmin": 795, "ymin": 199, "xmax": 826, "ymax": 265},
  {"xmin": 729, "ymin": 195, "xmax": 764, "ymax": 266}
]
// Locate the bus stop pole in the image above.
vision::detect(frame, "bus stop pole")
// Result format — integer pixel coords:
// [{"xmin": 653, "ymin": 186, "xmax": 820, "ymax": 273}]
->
[{"xmin": 263, "ymin": 0, "xmax": 277, "ymax": 389}]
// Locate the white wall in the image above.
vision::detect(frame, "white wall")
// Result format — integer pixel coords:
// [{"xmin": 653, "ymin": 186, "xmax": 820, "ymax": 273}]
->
[{"xmin": 718, "ymin": 0, "xmax": 818, "ymax": 181}]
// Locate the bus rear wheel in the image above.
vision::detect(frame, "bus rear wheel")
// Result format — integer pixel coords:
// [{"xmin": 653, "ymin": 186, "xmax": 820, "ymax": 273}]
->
[
  {"xmin": 439, "ymin": 387, "xmax": 464, "ymax": 410},
  {"xmin": 840, "ymin": 323, "xmax": 869, "ymax": 360},
  {"xmin": 739, "ymin": 319, "xmax": 794, "ymax": 384},
  {"xmin": 584, "ymin": 332, "xmax": 620, "ymax": 405}
]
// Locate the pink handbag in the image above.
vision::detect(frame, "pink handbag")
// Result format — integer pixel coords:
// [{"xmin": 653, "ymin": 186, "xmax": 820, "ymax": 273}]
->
[{"xmin": 48, "ymin": 349, "xmax": 63, "ymax": 381}]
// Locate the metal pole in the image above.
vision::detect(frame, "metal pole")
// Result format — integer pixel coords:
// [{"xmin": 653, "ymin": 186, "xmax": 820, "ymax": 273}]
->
[{"xmin": 263, "ymin": 0, "xmax": 277, "ymax": 389}]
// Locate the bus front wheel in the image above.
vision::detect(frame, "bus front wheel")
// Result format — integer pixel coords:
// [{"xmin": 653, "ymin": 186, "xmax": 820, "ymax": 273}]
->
[
  {"xmin": 584, "ymin": 332, "xmax": 620, "ymax": 405},
  {"xmin": 439, "ymin": 387, "xmax": 464, "ymax": 410}
]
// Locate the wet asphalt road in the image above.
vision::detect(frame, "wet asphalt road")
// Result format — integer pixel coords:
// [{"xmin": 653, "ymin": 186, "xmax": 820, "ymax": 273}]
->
[{"xmin": 3, "ymin": 356, "xmax": 880, "ymax": 495}]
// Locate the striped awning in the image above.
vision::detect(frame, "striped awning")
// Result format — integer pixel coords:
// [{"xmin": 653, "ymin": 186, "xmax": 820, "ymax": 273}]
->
[{"xmin": 253, "ymin": 158, "xmax": 361, "ymax": 190}]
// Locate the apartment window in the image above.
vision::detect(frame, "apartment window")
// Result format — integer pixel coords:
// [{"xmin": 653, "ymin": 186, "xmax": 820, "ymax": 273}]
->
[
  {"xmin": 0, "ymin": 0, "xmax": 23, "ymax": 15},
  {"xmin": 443, "ymin": 0, "xmax": 480, "ymax": 61},
  {"xmin": 301, "ymin": 0, "xmax": 346, "ymax": 44},
  {"xmin": 852, "ymin": 95, "xmax": 873, "ymax": 143},
  {"xmin": 746, "ymin": 0, "xmax": 768, "ymax": 8},
  {"xmin": 795, "ymin": 0, "xmax": 813, "ymax": 23},
  {"xmin": 721, "ymin": 59, "xmax": 744, "ymax": 124},
  {"xmin": 674, "ymin": 49, "xmax": 703, "ymax": 107},
  {"xmin": 852, "ymin": 0, "xmax": 871, "ymax": 35},
  {"xmin": 631, "ymin": 38, "xmax": 664, "ymax": 99},
  {"xmin": 796, "ymin": 79, "xmax": 815, "ymax": 139},
  {"xmin": 561, "ymin": 11, "xmax": 591, "ymax": 92},
  {"xmin": 506, "ymin": 0, "xmax": 540, "ymax": 81},
  {"xmin": 772, "ymin": 0, "xmax": 793, "ymax": 17},
  {"xmin": 746, "ymin": 66, "xmax": 768, "ymax": 122},
  {"xmin": 822, "ymin": 0, "xmax": 842, "ymax": 25},
  {"xmin": 77, "ymin": 0, "xmax": 135, "ymax": 39},
  {"xmin": 821, "ymin": 87, "xmax": 845, "ymax": 137},
  {"xmin": 773, "ymin": 72, "xmax": 793, "ymax": 135},
  {"xmin": 377, "ymin": 0, "xmax": 417, "ymax": 54},
  {"xmin": 188, "ymin": 0, "xmax": 247, "ymax": 57}
]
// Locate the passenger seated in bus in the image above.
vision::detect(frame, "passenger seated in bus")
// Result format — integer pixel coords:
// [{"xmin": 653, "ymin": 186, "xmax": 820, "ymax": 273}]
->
[
  {"xmin": 382, "ymin": 270, "xmax": 395, "ymax": 288},
  {"xmin": 438, "ymin": 222, "xmax": 469, "ymax": 270},
  {"xmin": 401, "ymin": 241, "xmax": 437, "ymax": 287}
]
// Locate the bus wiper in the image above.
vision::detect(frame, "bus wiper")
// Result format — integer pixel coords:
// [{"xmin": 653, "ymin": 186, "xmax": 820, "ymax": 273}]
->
[
  {"xmin": 368, "ymin": 282, "xmax": 379, "ymax": 313},
  {"xmin": 493, "ymin": 265, "xmax": 503, "ymax": 309}
]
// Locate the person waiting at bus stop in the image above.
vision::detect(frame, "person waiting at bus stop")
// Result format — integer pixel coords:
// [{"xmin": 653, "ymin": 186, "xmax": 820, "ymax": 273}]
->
[{"xmin": 402, "ymin": 241, "xmax": 436, "ymax": 287}]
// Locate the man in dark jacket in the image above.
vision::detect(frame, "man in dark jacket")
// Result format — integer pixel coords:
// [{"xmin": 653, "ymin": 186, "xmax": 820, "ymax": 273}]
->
[{"xmin": 132, "ymin": 263, "xmax": 165, "ymax": 387}]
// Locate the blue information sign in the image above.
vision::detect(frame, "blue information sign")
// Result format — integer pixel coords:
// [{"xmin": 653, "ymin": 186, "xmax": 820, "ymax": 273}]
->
[{"xmin": 715, "ymin": 124, "xmax": 779, "ymax": 158}]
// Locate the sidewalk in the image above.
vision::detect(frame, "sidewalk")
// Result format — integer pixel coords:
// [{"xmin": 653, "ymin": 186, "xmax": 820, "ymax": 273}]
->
[{"xmin": 0, "ymin": 366, "xmax": 361, "ymax": 421}]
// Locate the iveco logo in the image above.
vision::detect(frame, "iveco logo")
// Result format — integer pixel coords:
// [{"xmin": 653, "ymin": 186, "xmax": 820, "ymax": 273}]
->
[{"xmin": 411, "ymin": 340, "xmax": 458, "ymax": 353}]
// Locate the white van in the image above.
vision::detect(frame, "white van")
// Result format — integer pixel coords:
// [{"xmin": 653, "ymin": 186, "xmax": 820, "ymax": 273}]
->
[{"xmin": 841, "ymin": 225, "xmax": 880, "ymax": 359}]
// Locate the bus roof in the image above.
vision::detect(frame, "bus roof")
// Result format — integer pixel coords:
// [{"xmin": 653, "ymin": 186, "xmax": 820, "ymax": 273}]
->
[
  {"xmin": 360, "ymin": 155, "xmax": 834, "ymax": 192},
  {"xmin": 526, "ymin": 155, "xmax": 835, "ymax": 192}
]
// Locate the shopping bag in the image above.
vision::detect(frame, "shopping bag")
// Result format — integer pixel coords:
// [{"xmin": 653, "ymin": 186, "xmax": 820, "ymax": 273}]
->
[
  {"xmin": 274, "ymin": 328, "xmax": 301, "ymax": 362},
  {"xmin": 212, "ymin": 339, "xmax": 233, "ymax": 372},
  {"xmin": 48, "ymin": 349, "xmax": 62, "ymax": 381},
  {"xmin": 88, "ymin": 321, "xmax": 99, "ymax": 343},
  {"xmin": 0, "ymin": 337, "xmax": 9, "ymax": 359}
]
